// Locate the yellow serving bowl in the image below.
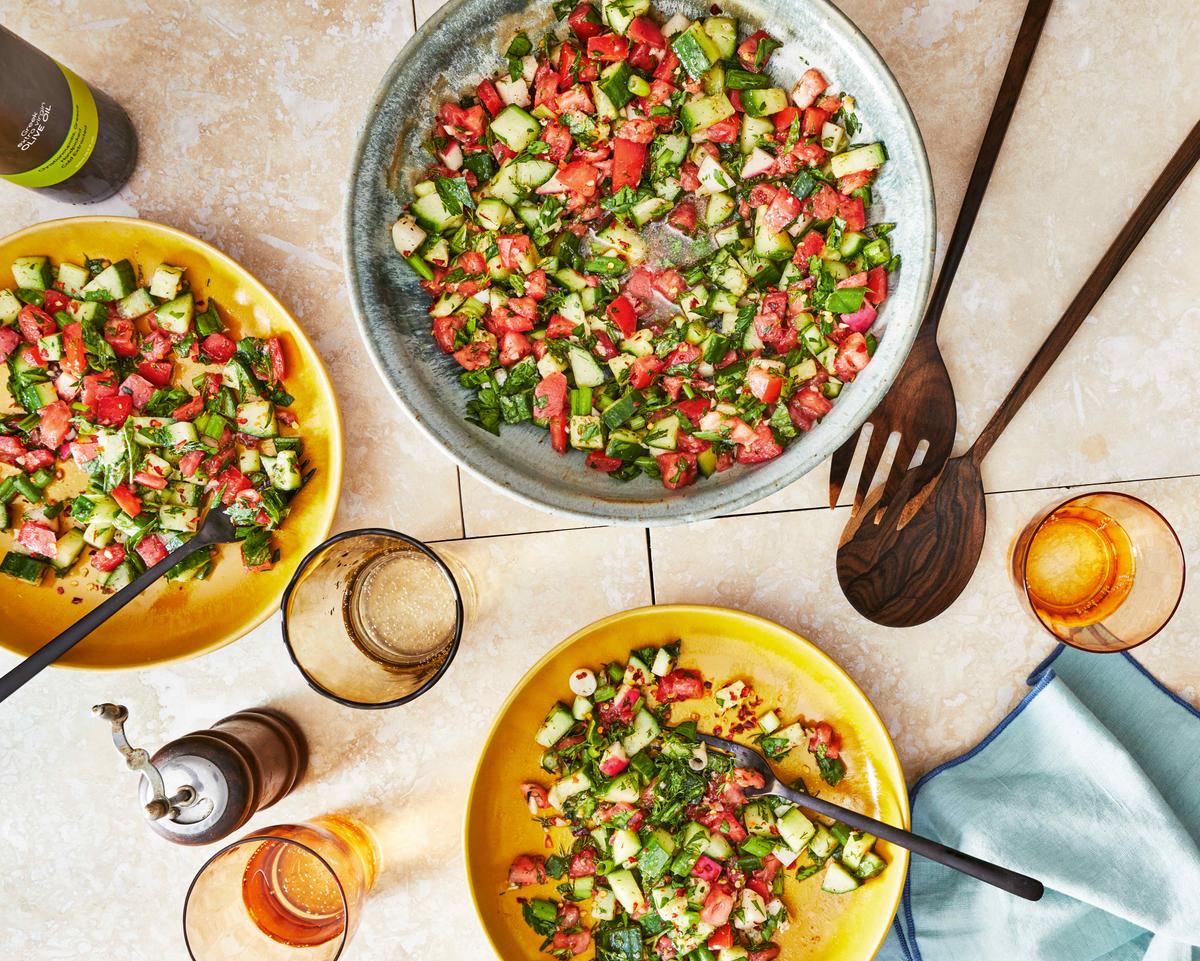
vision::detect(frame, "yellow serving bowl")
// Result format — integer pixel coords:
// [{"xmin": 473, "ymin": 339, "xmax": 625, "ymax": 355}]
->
[
  {"xmin": 0, "ymin": 217, "xmax": 342, "ymax": 670},
  {"xmin": 465, "ymin": 605, "xmax": 909, "ymax": 961}
]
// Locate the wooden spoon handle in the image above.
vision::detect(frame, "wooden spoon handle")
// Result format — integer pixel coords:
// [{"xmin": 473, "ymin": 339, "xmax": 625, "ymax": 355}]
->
[
  {"xmin": 971, "ymin": 119, "xmax": 1200, "ymax": 463},
  {"xmin": 921, "ymin": 0, "xmax": 1054, "ymax": 338}
]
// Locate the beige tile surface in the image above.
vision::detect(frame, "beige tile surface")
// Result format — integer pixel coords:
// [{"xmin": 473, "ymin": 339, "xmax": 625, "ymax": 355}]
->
[
  {"xmin": 0, "ymin": 0, "xmax": 1198, "ymax": 958},
  {"xmin": 0, "ymin": 526, "xmax": 651, "ymax": 959}
]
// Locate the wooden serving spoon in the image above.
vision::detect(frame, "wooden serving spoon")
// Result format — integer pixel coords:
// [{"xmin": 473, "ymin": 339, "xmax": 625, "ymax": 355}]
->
[{"xmin": 837, "ymin": 119, "xmax": 1200, "ymax": 627}]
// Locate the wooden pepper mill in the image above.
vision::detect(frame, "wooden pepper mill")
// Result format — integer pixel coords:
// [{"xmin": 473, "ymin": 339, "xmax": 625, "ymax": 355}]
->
[{"xmin": 93, "ymin": 703, "xmax": 307, "ymax": 845}]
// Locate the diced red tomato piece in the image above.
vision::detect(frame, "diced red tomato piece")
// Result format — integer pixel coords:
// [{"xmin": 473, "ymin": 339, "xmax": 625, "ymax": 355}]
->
[
  {"xmin": 119, "ymin": 373, "xmax": 157, "ymax": 410},
  {"xmin": 202, "ymin": 332, "xmax": 236, "ymax": 363},
  {"xmin": 214, "ymin": 468, "xmax": 253, "ymax": 506},
  {"xmin": 772, "ymin": 106, "xmax": 799, "ymax": 137},
  {"xmin": 746, "ymin": 365, "xmax": 784, "ymax": 404},
  {"xmin": 135, "ymin": 535, "xmax": 168, "ymax": 567},
  {"xmin": 0, "ymin": 326, "xmax": 21, "ymax": 361},
  {"xmin": 111, "ymin": 483, "xmax": 143, "ymax": 517},
  {"xmin": 838, "ymin": 168, "xmax": 874, "ymax": 195},
  {"xmin": 708, "ymin": 924, "xmax": 734, "ymax": 951},
  {"xmin": 551, "ymin": 931, "xmax": 592, "ymax": 957},
  {"xmin": 499, "ymin": 331, "xmax": 531, "ymax": 365},
  {"xmin": 133, "ymin": 470, "xmax": 168, "ymax": 490},
  {"xmin": 476, "ymin": 78, "xmax": 504, "ymax": 116},
  {"xmin": 665, "ymin": 342, "xmax": 700, "ymax": 368},
  {"xmin": 611, "ymin": 138, "xmax": 647, "ymax": 192},
  {"xmin": 654, "ymin": 47, "xmax": 679, "ymax": 79},
  {"xmin": 763, "ymin": 189, "xmax": 802, "ymax": 232},
  {"xmin": 753, "ymin": 291, "xmax": 797, "ymax": 353},
  {"xmin": 497, "ymin": 234, "xmax": 533, "ymax": 271},
  {"xmin": 557, "ymin": 82, "xmax": 595, "ymax": 115},
  {"xmin": 837, "ymin": 193, "xmax": 866, "ymax": 232},
  {"xmin": 534, "ymin": 371, "xmax": 567, "ymax": 422},
  {"xmin": 507, "ymin": 854, "xmax": 547, "ymax": 887},
  {"xmin": 90, "ymin": 543, "xmax": 126, "ymax": 573},
  {"xmin": 627, "ymin": 14, "xmax": 666, "ymax": 47},
  {"xmin": 667, "ymin": 202, "xmax": 697, "ymax": 232},
  {"xmin": 20, "ymin": 448, "xmax": 54, "ymax": 472},
  {"xmin": 549, "ymin": 415, "xmax": 568, "ymax": 453},
  {"xmin": 546, "ymin": 314, "xmax": 578, "ymax": 339},
  {"xmin": 807, "ymin": 183, "xmax": 840, "ymax": 220},
  {"xmin": 567, "ymin": 1, "xmax": 604, "ymax": 39},
  {"xmin": 747, "ymin": 182, "xmax": 778, "ymax": 208},
  {"xmin": 557, "ymin": 160, "xmax": 600, "ymax": 199},
  {"xmin": 453, "ymin": 332, "xmax": 496, "ymax": 370},
  {"xmin": 802, "ymin": 105, "xmax": 829, "ymax": 136},
  {"xmin": 266, "ymin": 338, "xmax": 287, "ymax": 381},
  {"xmin": 628, "ymin": 353, "xmax": 665, "ymax": 389},
  {"xmin": 700, "ymin": 885, "xmax": 735, "ymax": 927},
  {"xmin": 792, "ymin": 67, "xmax": 829, "ymax": 108},
  {"xmin": 793, "ymin": 230, "xmax": 827, "ymax": 265},
  {"xmin": 41, "ymin": 289, "xmax": 72, "ymax": 314},
  {"xmin": 542, "ymin": 121, "xmax": 573, "ymax": 163},
  {"xmin": 674, "ymin": 398, "xmax": 710, "ymax": 427},
  {"xmin": 95, "ymin": 394, "xmax": 132, "ymax": 427},
  {"xmin": 136, "ymin": 360, "xmax": 173, "ymax": 387},
  {"xmin": 606, "ymin": 295, "xmax": 638, "ymax": 339},
  {"xmin": 524, "ymin": 269, "xmax": 548, "ymax": 301},
  {"xmin": 788, "ymin": 386, "xmax": 833, "ymax": 431},
  {"xmin": 586, "ymin": 34, "xmax": 629, "ymax": 62},
  {"xmin": 833, "ymin": 331, "xmax": 871, "ymax": 381},
  {"xmin": 103, "ymin": 315, "xmax": 139, "ymax": 357},
  {"xmin": 704, "ymin": 114, "xmax": 740, "ymax": 143},
  {"xmin": 866, "ymin": 266, "xmax": 888, "ymax": 305},
  {"xmin": 0, "ymin": 435, "xmax": 27, "ymax": 466},
  {"xmin": 736, "ymin": 423, "xmax": 784, "ymax": 463},
  {"xmin": 172, "ymin": 394, "xmax": 204, "ymax": 422},
  {"xmin": 432, "ymin": 315, "xmax": 465, "ymax": 353},
  {"xmin": 586, "ymin": 451, "xmax": 624, "ymax": 472},
  {"xmin": 656, "ymin": 668, "xmax": 704, "ymax": 702},
  {"xmin": 652, "ymin": 268, "xmax": 686, "ymax": 302},
  {"xmin": 179, "ymin": 450, "xmax": 205, "ymax": 477},
  {"xmin": 34, "ymin": 400, "xmax": 72, "ymax": 451},
  {"xmin": 736, "ymin": 30, "xmax": 777, "ymax": 70},
  {"xmin": 139, "ymin": 329, "xmax": 172, "ymax": 362},
  {"xmin": 439, "ymin": 102, "xmax": 487, "ymax": 143},
  {"xmin": 16, "ymin": 522, "xmax": 57, "ymax": 560},
  {"xmin": 18, "ymin": 304, "xmax": 56, "ymax": 344},
  {"xmin": 456, "ymin": 251, "xmax": 486, "ymax": 276}
]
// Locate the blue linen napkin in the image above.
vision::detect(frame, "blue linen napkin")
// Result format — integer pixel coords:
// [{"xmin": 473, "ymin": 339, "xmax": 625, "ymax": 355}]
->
[{"xmin": 876, "ymin": 644, "xmax": 1200, "ymax": 961}]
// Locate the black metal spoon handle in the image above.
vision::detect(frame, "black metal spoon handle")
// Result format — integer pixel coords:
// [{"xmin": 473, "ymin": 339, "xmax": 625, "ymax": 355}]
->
[
  {"xmin": 769, "ymin": 780, "xmax": 1044, "ymax": 902},
  {"xmin": 0, "ymin": 524, "xmax": 218, "ymax": 705}
]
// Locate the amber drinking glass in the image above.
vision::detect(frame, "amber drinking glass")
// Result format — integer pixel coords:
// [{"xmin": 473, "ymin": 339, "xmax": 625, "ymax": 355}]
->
[
  {"xmin": 1010, "ymin": 491, "xmax": 1184, "ymax": 652},
  {"xmin": 281, "ymin": 528, "xmax": 467, "ymax": 708},
  {"xmin": 183, "ymin": 814, "xmax": 378, "ymax": 961}
]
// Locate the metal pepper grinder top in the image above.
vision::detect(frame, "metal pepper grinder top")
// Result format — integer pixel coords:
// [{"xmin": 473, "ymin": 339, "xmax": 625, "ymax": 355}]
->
[{"xmin": 94, "ymin": 703, "xmax": 307, "ymax": 845}]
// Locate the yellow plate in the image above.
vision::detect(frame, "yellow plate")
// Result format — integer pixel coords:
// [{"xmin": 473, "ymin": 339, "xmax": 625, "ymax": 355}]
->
[
  {"xmin": 464, "ymin": 605, "xmax": 909, "ymax": 961},
  {"xmin": 0, "ymin": 217, "xmax": 343, "ymax": 670}
]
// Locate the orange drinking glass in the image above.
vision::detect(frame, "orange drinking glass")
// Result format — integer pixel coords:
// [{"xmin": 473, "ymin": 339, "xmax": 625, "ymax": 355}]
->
[
  {"xmin": 183, "ymin": 814, "xmax": 378, "ymax": 960},
  {"xmin": 1010, "ymin": 491, "xmax": 1185, "ymax": 652}
]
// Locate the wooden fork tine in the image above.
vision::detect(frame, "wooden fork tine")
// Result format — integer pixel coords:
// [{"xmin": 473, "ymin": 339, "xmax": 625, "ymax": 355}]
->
[
  {"xmin": 853, "ymin": 423, "xmax": 890, "ymax": 516},
  {"xmin": 877, "ymin": 465, "xmax": 922, "ymax": 532},
  {"xmin": 827, "ymin": 432, "xmax": 859, "ymax": 508},
  {"xmin": 872, "ymin": 432, "xmax": 920, "ymax": 520}
]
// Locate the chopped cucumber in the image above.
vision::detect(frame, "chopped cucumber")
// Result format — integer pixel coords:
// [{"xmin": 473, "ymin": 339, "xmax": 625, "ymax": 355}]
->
[
  {"xmin": 114, "ymin": 287, "xmax": 155, "ymax": 320},
  {"xmin": 236, "ymin": 399, "xmax": 277, "ymax": 438},
  {"xmin": 56, "ymin": 262, "xmax": 90, "ymax": 298},
  {"xmin": 149, "ymin": 263, "xmax": 185, "ymax": 299},
  {"xmin": 535, "ymin": 702, "xmax": 574, "ymax": 747},
  {"xmin": 412, "ymin": 190, "xmax": 464, "ymax": 233},
  {"xmin": 0, "ymin": 288, "xmax": 21, "ymax": 324},
  {"xmin": 490, "ymin": 104, "xmax": 541, "ymax": 153},
  {"xmin": 12, "ymin": 256, "xmax": 53, "ymax": 290},
  {"xmin": 702, "ymin": 16, "xmax": 738, "ymax": 58},
  {"xmin": 681, "ymin": 93, "xmax": 735, "ymax": 134},
  {"xmin": 671, "ymin": 22, "xmax": 721, "ymax": 79},
  {"xmin": 155, "ymin": 292, "xmax": 195, "ymax": 335},
  {"xmin": 81, "ymin": 259, "xmax": 137, "ymax": 302},
  {"xmin": 830, "ymin": 142, "xmax": 889, "ymax": 178},
  {"xmin": 821, "ymin": 859, "xmax": 861, "ymax": 894},
  {"xmin": 621, "ymin": 708, "xmax": 661, "ymax": 756},
  {"xmin": 740, "ymin": 87, "xmax": 790, "ymax": 117}
]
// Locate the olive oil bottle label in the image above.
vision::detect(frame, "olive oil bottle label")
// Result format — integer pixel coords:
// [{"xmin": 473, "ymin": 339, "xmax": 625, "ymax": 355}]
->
[{"xmin": 2, "ymin": 62, "xmax": 98, "ymax": 188}]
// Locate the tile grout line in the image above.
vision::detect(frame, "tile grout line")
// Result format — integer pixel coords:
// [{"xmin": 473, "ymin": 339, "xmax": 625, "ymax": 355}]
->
[
  {"xmin": 454, "ymin": 466, "xmax": 467, "ymax": 539},
  {"xmin": 644, "ymin": 528, "xmax": 657, "ymax": 605},
  {"xmin": 424, "ymin": 470, "xmax": 1200, "ymax": 544}
]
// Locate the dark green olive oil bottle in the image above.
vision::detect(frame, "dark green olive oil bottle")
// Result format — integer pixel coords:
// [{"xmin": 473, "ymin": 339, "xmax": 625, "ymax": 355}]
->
[{"xmin": 0, "ymin": 25, "xmax": 138, "ymax": 203}]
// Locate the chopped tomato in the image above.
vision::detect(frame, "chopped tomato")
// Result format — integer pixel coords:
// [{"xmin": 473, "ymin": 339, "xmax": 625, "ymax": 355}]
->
[
  {"xmin": 133, "ymin": 470, "xmax": 168, "ymax": 490},
  {"xmin": 616, "ymin": 118, "xmax": 657, "ymax": 144},
  {"xmin": 708, "ymin": 924, "xmax": 734, "ymax": 951},
  {"xmin": 452, "ymin": 332, "xmax": 496, "ymax": 370},
  {"xmin": 556, "ymin": 160, "xmax": 600, "ymax": 199},
  {"xmin": 802, "ymin": 105, "xmax": 829, "ymax": 136},
  {"xmin": 654, "ymin": 451, "xmax": 695, "ymax": 489},
  {"xmin": 498, "ymin": 331, "xmax": 531, "ymax": 365},
  {"xmin": 542, "ymin": 121, "xmax": 573, "ymax": 162},
  {"xmin": 567, "ymin": 1, "xmax": 604, "ymax": 40},
  {"xmin": 746, "ymin": 365, "xmax": 784, "ymax": 404},
  {"xmin": 793, "ymin": 229, "xmax": 827, "ymax": 265},
  {"xmin": 432, "ymin": 315, "xmax": 465, "ymax": 353},
  {"xmin": 567, "ymin": 848, "xmax": 597, "ymax": 878},
  {"xmin": 833, "ymin": 331, "xmax": 871, "ymax": 381},
  {"xmin": 179, "ymin": 450, "xmax": 205, "ymax": 477},
  {"xmin": 0, "ymin": 326, "xmax": 21, "ymax": 361},
  {"xmin": 586, "ymin": 34, "xmax": 629, "ymax": 62},
  {"xmin": 36, "ymin": 400, "xmax": 73, "ymax": 450},
  {"xmin": 736, "ymin": 30, "xmax": 777, "ymax": 70},
  {"xmin": 549, "ymin": 415, "xmax": 568, "ymax": 453},
  {"xmin": 41, "ymin": 289, "xmax": 72, "ymax": 314},
  {"xmin": 700, "ymin": 885, "xmax": 735, "ymax": 927},
  {"xmin": 749, "ymin": 948, "xmax": 781, "ymax": 961},
  {"xmin": 546, "ymin": 314, "xmax": 578, "ymax": 338},
  {"xmin": 586, "ymin": 451, "xmax": 623, "ymax": 472},
  {"xmin": 762, "ymin": 188, "xmax": 802, "ymax": 232},
  {"xmin": 135, "ymin": 535, "xmax": 168, "ymax": 568},
  {"xmin": 837, "ymin": 193, "xmax": 866, "ymax": 231},
  {"xmin": 551, "ymin": 931, "xmax": 592, "ymax": 957},
  {"xmin": 788, "ymin": 386, "xmax": 833, "ymax": 431},
  {"xmin": 497, "ymin": 234, "xmax": 533, "ymax": 270},
  {"xmin": 507, "ymin": 854, "xmax": 547, "ymax": 887},
  {"xmin": 103, "ymin": 316, "xmax": 139, "ymax": 357},
  {"xmin": 111, "ymin": 483, "xmax": 143, "ymax": 517},
  {"xmin": 628, "ymin": 354, "xmax": 665, "ymax": 389},
  {"xmin": 475, "ymin": 78, "xmax": 504, "ymax": 116},
  {"xmin": 736, "ymin": 423, "xmax": 784, "ymax": 463},
  {"xmin": 866, "ymin": 266, "xmax": 888, "ymax": 305},
  {"xmin": 266, "ymin": 338, "xmax": 287, "ymax": 381},
  {"xmin": 119, "ymin": 373, "xmax": 157, "ymax": 410},
  {"xmin": 0, "ymin": 435, "xmax": 27, "ymax": 466},
  {"xmin": 90, "ymin": 543, "xmax": 126, "ymax": 573},
  {"xmin": 95, "ymin": 394, "xmax": 132, "ymax": 427},
  {"xmin": 667, "ymin": 202, "xmax": 697, "ymax": 232},
  {"xmin": 656, "ymin": 668, "xmax": 704, "ymax": 702},
  {"xmin": 674, "ymin": 398, "xmax": 710, "ymax": 427},
  {"xmin": 16, "ymin": 522, "xmax": 57, "ymax": 559},
  {"xmin": 791, "ymin": 67, "xmax": 829, "ymax": 108},
  {"xmin": 172, "ymin": 394, "xmax": 204, "ymax": 422},
  {"xmin": 439, "ymin": 102, "xmax": 486, "ymax": 143},
  {"xmin": 772, "ymin": 106, "xmax": 800, "ymax": 136},
  {"xmin": 611, "ymin": 138, "xmax": 647, "ymax": 192},
  {"xmin": 524, "ymin": 268, "xmax": 547, "ymax": 300},
  {"xmin": 605, "ymin": 294, "xmax": 638, "ymax": 339},
  {"xmin": 704, "ymin": 114, "xmax": 740, "ymax": 143},
  {"xmin": 202, "ymin": 332, "xmax": 236, "ymax": 363},
  {"xmin": 17, "ymin": 304, "xmax": 56, "ymax": 344},
  {"xmin": 136, "ymin": 360, "xmax": 173, "ymax": 387}
]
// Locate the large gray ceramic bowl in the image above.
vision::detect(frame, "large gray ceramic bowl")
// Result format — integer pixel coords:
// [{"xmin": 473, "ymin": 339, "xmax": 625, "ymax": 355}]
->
[{"xmin": 344, "ymin": 0, "xmax": 935, "ymax": 525}]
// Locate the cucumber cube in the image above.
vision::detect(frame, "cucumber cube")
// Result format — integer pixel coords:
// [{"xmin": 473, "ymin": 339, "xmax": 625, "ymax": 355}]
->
[
  {"xmin": 12, "ymin": 256, "xmax": 52, "ymax": 290},
  {"xmin": 830, "ymin": 142, "xmax": 889, "ymax": 179},
  {"xmin": 268, "ymin": 449, "xmax": 302, "ymax": 491},
  {"xmin": 56, "ymin": 262, "xmax": 91, "ymax": 298},
  {"xmin": 114, "ymin": 287, "xmax": 156, "ymax": 320},
  {"xmin": 569, "ymin": 414, "xmax": 604, "ymax": 450},
  {"xmin": 821, "ymin": 859, "xmax": 861, "ymax": 894},
  {"xmin": 741, "ymin": 87, "xmax": 790, "ymax": 117},
  {"xmin": 70, "ymin": 300, "xmax": 106, "ymax": 324},
  {"xmin": 236, "ymin": 399, "xmax": 277, "ymax": 438},
  {"xmin": 82, "ymin": 259, "xmax": 137, "ymax": 302},
  {"xmin": 148, "ymin": 263, "xmax": 185, "ymax": 300},
  {"xmin": 702, "ymin": 16, "xmax": 738, "ymax": 58},
  {"xmin": 681, "ymin": 93, "xmax": 735, "ymax": 134},
  {"xmin": 489, "ymin": 104, "xmax": 540, "ymax": 153},
  {"xmin": 0, "ymin": 288, "xmax": 21, "ymax": 324},
  {"xmin": 155, "ymin": 292, "xmax": 194, "ymax": 335},
  {"xmin": 671, "ymin": 23, "xmax": 721, "ymax": 79}
]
